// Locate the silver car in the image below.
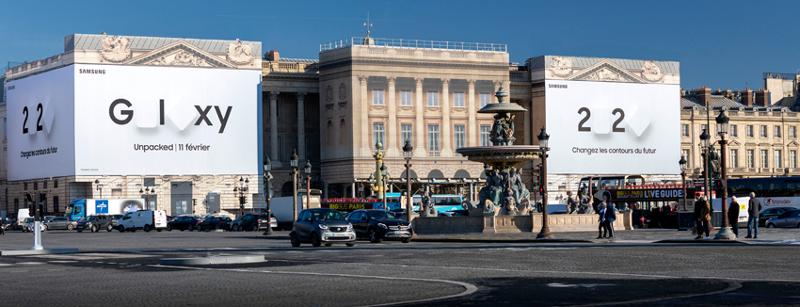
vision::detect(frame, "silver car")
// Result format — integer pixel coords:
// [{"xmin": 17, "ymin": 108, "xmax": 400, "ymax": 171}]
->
[{"xmin": 765, "ymin": 209, "xmax": 800, "ymax": 228}]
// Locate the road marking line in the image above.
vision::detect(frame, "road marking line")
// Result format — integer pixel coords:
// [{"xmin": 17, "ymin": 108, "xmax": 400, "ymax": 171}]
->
[
  {"xmin": 47, "ymin": 260, "xmax": 78, "ymax": 264},
  {"xmin": 567, "ymin": 280, "xmax": 742, "ymax": 307},
  {"xmin": 15, "ymin": 262, "xmax": 45, "ymax": 265},
  {"xmin": 150, "ymin": 264, "xmax": 478, "ymax": 307}
]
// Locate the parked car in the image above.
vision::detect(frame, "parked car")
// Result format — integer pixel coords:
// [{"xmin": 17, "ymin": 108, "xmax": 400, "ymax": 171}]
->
[
  {"xmin": 346, "ymin": 209, "xmax": 411, "ymax": 243},
  {"xmin": 76, "ymin": 215, "xmax": 118, "ymax": 232},
  {"xmin": 765, "ymin": 209, "xmax": 800, "ymax": 228},
  {"xmin": 167, "ymin": 215, "xmax": 200, "ymax": 231},
  {"xmin": 231, "ymin": 213, "xmax": 271, "ymax": 232},
  {"xmin": 22, "ymin": 217, "xmax": 44, "ymax": 232},
  {"xmin": 257, "ymin": 214, "xmax": 278, "ymax": 232},
  {"xmin": 44, "ymin": 216, "xmax": 76, "ymax": 231},
  {"xmin": 759, "ymin": 207, "xmax": 797, "ymax": 226},
  {"xmin": 198, "ymin": 215, "xmax": 232, "ymax": 231},
  {"xmin": 290, "ymin": 208, "xmax": 355, "ymax": 247}
]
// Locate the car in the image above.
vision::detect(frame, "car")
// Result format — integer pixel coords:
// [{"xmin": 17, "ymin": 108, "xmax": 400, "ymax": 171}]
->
[
  {"xmin": 347, "ymin": 209, "xmax": 411, "ymax": 243},
  {"xmin": 257, "ymin": 214, "xmax": 278, "ymax": 232},
  {"xmin": 22, "ymin": 217, "xmax": 45, "ymax": 232},
  {"xmin": 76, "ymin": 215, "xmax": 113, "ymax": 232},
  {"xmin": 290, "ymin": 208, "xmax": 355, "ymax": 247},
  {"xmin": 765, "ymin": 209, "xmax": 800, "ymax": 228},
  {"xmin": 231, "ymin": 213, "xmax": 270, "ymax": 232},
  {"xmin": 166, "ymin": 215, "xmax": 200, "ymax": 231},
  {"xmin": 198, "ymin": 215, "xmax": 232, "ymax": 231},
  {"xmin": 44, "ymin": 216, "xmax": 76, "ymax": 231},
  {"xmin": 759, "ymin": 207, "xmax": 797, "ymax": 226}
]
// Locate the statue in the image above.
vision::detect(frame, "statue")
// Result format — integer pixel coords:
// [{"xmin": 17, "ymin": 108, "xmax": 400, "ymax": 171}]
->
[{"xmin": 490, "ymin": 113, "xmax": 516, "ymax": 146}]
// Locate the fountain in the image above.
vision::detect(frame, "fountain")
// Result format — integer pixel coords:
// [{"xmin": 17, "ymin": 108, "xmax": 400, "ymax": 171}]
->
[{"xmin": 456, "ymin": 88, "xmax": 541, "ymax": 217}]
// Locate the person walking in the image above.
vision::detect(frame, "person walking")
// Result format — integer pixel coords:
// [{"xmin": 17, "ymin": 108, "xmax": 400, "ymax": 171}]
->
[
  {"xmin": 746, "ymin": 192, "xmax": 761, "ymax": 239},
  {"xmin": 728, "ymin": 197, "xmax": 740, "ymax": 237},
  {"xmin": 567, "ymin": 191, "xmax": 577, "ymax": 214},
  {"xmin": 596, "ymin": 202, "xmax": 607, "ymax": 239},
  {"xmin": 694, "ymin": 196, "xmax": 711, "ymax": 239},
  {"xmin": 604, "ymin": 203, "xmax": 617, "ymax": 238}
]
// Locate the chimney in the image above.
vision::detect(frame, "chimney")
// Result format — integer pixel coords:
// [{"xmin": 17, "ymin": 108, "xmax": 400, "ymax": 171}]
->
[
  {"xmin": 265, "ymin": 50, "xmax": 280, "ymax": 62},
  {"xmin": 755, "ymin": 89, "xmax": 770, "ymax": 107},
  {"xmin": 741, "ymin": 89, "xmax": 754, "ymax": 107},
  {"xmin": 695, "ymin": 86, "xmax": 712, "ymax": 107}
]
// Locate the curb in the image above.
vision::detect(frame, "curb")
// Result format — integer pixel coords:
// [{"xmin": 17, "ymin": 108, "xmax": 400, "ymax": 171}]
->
[
  {"xmin": 653, "ymin": 239, "xmax": 749, "ymax": 244},
  {"xmin": 160, "ymin": 255, "xmax": 268, "ymax": 266},
  {"xmin": 0, "ymin": 248, "xmax": 80, "ymax": 256},
  {"xmin": 412, "ymin": 237, "xmax": 593, "ymax": 243}
]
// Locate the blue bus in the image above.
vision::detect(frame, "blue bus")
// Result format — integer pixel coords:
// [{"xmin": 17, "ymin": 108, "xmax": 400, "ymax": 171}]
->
[{"xmin": 385, "ymin": 193, "xmax": 465, "ymax": 215}]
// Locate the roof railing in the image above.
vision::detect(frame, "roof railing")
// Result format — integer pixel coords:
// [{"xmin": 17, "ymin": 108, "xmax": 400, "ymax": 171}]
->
[{"xmin": 320, "ymin": 37, "xmax": 507, "ymax": 53}]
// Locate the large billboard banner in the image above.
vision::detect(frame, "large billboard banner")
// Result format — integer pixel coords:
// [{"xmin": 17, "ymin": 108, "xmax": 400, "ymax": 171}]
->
[{"xmin": 545, "ymin": 79, "xmax": 680, "ymax": 174}]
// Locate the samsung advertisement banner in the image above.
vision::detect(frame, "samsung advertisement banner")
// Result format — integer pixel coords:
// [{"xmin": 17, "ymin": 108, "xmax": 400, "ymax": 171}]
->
[
  {"xmin": 7, "ymin": 64, "xmax": 261, "ymax": 180},
  {"xmin": 545, "ymin": 79, "xmax": 680, "ymax": 174}
]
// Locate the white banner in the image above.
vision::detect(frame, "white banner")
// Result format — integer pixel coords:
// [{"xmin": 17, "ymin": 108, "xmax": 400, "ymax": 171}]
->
[{"xmin": 545, "ymin": 80, "xmax": 680, "ymax": 174}]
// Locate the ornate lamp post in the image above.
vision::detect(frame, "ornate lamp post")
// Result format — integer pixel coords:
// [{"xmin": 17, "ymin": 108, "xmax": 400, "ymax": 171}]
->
[
  {"xmin": 380, "ymin": 163, "xmax": 389, "ymax": 211},
  {"xmin": 372, "ymin": 142, "xmax": 386, "ymax": 207},
  {"xmin": 536, "ymin": 128, "xmax": 552, "ymax": 239},
  {"xmin": 403, "ymin": 140, "xmax": 414, "ymax": 220},
  {"xmin": 304, "ymin": 160, "xmax": 312, "ymax": 211},
  {"xmin": 714, "ymin": 110, "xmax": 735, "ymax": 240},
  {"xmin": 263, "ymin": 156, "xmax": 273, "ymax": 235},
  {"xmin": 139, "ymin": 187, "xmax": 156, "ymax": 210},
  {"xmin": 290, "ymin": 149, "xmax": 299, "ymax": 223},
  {"xmin": 233, "ymin": 177, "xmax": 249, "ymax": 217},
  {"xmin": 699, "ymin": 129, "xmax": 711, "ymax": 198},
  {"xmin": 679, "ymin": 156, "xmax": 688, "ymax": 211},
  {"xmin": 94, "ymin": 179, "xmax": 104, "ymax": 198}
]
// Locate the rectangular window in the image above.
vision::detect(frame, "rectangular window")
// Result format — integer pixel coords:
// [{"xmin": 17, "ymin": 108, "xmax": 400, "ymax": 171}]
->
[
  {"xmin": 453, "ymin": 92, "xmax": 465, "ymax": 107},
  {"xmin": 372, "ymin": 89, "xmax": 385, "ymax": 105},
  {"xmin": 401, "ymin": 123, "xmax": 412, "ymax": 146},
  {"xmin": 480, "ymin": 125, "xmax": 491, "ymax": 146},
  {"xmin": 33, "ymin": 182, "xmax": 38, "ymax": 191},
  {"xmin": 427, "ymin": 124, "xmax": 440, "ymax": 156},
  {"xmin": 746, "ymin": 149, "xmax": 755, "ymax": 169},
  {"xmin": 24, "ymin": 183, "xmax": 27, "ymax": 191},
  {"xmin": 746, "ymin": 125, "xmax": 754, "ymax": 137},
  {"xmin": 454, "ymin": 124, "xmax": 466, "ymax": 149},
  {"xmin": 760, "ymin": 125, "xmax": 768, "ymax": 138},
  {"xmin": 479, "ymin": 93, "xmax": 490, "ymax": 108},
  {"xmin": 760, "ymin": 149, "xmax": 769, "ymax": 169},
  {"xmin": 54, "ymin": 180, "xmax": 58, "ymax": 188},
  {"xmin": 53, "ymin": 196, "xmax": 59, "ymax": 214},
  {"xmin": 790, "ymin": 150, "xmax": 798, "ymax": 169},
  {"xmin": 373, "ymin": 122, "xmax": 385, "ymax": 146},
  {"xmin": 775, "ymin": 150, "xmax": 783, "ymax": 169},
  {"xmin": 400, "ymin": 90, "xmax": 412, "ymax": 106},
  {"xmin": 43, "ymin": 181, "xmax": 48, "ymax": 189},
  {"xmin": 427, "ymin": 91, "xmax": 439, "ymax": 107},
  {"xmin": 730, "ymin": 149, "xmax": 739, "ymax": 168},
  {"xmin": 681, "ymin": 149, "xmax": 691, "ymax": 168},
  {"xmin": 731, "ymin": 124, "xmax": 738, "ymax": 137},
  {"xmin": 700, "ymin": 124, "xmax": 708, "ymax": 133},
  {"xmin": 681, "ymin": 124, "xmax": 689, "ymax": 137},
  {"xmin": 775, "ymin": 126, "xmax": 782, "ymax": 138},
  {"xmin": 790, "ymin": 126, "xmax": 797, "ymax": 138}
]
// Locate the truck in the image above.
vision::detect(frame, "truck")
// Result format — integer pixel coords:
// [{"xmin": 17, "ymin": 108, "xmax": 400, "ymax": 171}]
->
[
  {"xmin": 117, "ymin": 210, "xmax": 168, "ymax": 232},
  {"xmin": 66, "ymin": 199, "xmax": 146, "ymax": 222},
  {"xmin": 17, "ymin": 208, "xmax": 31, "ymax": 228},
  {"xmin": 270, "ymin": 195, "xmax": 319, "ymax": 230}
]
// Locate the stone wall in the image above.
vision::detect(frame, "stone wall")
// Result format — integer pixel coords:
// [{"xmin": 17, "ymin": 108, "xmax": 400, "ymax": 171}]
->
[{"xmin": 413, "ymin": 212, "xmax": 632, "ymax": 235}]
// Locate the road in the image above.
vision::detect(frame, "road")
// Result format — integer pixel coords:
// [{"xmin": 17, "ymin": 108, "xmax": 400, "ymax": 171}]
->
[{"xmin": 0, "ymin": 230, "xmax": 799, "ymax": 306}]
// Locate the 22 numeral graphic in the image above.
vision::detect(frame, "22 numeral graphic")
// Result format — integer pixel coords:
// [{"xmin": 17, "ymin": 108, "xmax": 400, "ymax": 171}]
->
[
  {"xmin": 22, "ymin": 103, "xmax": 44, "ymax": 134},
  {"xmin": 577, "ymin": 107, "xmax": 626, "ymax": 133}
]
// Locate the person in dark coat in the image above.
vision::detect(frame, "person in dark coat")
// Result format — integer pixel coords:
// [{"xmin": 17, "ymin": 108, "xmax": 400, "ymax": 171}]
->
[
  {"xmin": 694, "ymin": 196, "xmax": 711, "ymax": 239},
  {"xmin": 728, "ymin": 197, "xmax": 740, "ymax": 237},
  {"xmin": 604, "ymin": 203, "xmax": 617, "ymax": 238},
  {"xmin": 746, "ymin": 192, "xmax": 761, "ymax": 239},
  {"xmin": 596, "ymin": 202, "xmax": 607, "ymax": 239}
]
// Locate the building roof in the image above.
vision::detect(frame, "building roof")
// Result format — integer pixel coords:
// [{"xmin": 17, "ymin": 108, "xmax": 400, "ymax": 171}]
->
[
  {"xmin": 65, "ymin": 34, "xmax": 261, "ymax": 57},
  {"xmin": 681, "ymin": 97, "xmax": 702, "ymax": 108},
  {"xmin": 774, "ymin": 96, "xmax": 800, "ymax": 111}
]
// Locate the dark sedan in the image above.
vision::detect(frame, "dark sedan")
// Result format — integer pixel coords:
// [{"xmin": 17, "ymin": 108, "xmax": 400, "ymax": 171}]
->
[
  {"xmin": 759, "ymin": 207, "xmax": 797, "ymax": 226},
  {"xmin": 347, "ymin": 209, "xmax": 411, "ymax": 243},
  {"xmin": 167, "ymin": 215, "xmax": 200, "ymax": 231},
  {"xmin": 198, "ymin": 215, "xmax": 232, "ymax": 231}
]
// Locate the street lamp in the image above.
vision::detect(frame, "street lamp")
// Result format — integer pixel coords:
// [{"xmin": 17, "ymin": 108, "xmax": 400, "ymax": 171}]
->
[
  {"xmin": 714, "ymin": 110, "xmax": 735, "ymax": 240},
  {"xmin": 290, "ymin": 149, "xmax": 299, "ymax": 223},
  {"xmin": 380, "ymin": 163, "xmax": 388, "ymax": 212},
  {"xmin": 234, "ymin": 176, "xmax": 249, "ymax": 217},
  {"xmin": 263, "ymin": 156, "xmax": 273, "ymax": 235},
  {"xmin": 139, "ymin": 187, "xmax": 156, "ymax": 210},
  {"xmin": 403, "ymin": 140, "xmax": 414, "ymax": 221},
  {"xmin": 94, "ymin": 179, "xmax": 103, "ymax": 198},
  {"xmin": 536, "ymin": 128, "xmax": 552, "ymax": 239},
  {"xmin": 699, "ymin": 128, "xmax": 711, "ymax": 198},
  {"xmin": 304, "ymin": 160, "xmax": 312, "ymax": 211},
  {"xmin": 679, "ymin": 156, "xmax": 688, "ymax": 211}
]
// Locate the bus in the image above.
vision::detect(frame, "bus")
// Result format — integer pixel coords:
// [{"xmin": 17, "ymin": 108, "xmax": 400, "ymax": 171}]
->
[
  {"xmin": 579, "ymin": 175, "xmax": 645, "ymax": 202},
  {"xmin": 385, "ymin": 192, "xmax": 465, "ymax": 215},
  {"xmin": 727, "ymin": 176, "xmax": 800, "ymax": 210}
]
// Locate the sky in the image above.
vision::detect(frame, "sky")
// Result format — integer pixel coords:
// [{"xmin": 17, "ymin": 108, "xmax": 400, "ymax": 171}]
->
[{"xmin": 1, "ymin": 0, "xmax": 798, "ymax": 89}]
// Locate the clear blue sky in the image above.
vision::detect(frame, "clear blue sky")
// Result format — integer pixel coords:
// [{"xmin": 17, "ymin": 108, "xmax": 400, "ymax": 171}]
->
[{"xmin": 2, "ymin": 0, "xmax": 798, "ymax": 89}]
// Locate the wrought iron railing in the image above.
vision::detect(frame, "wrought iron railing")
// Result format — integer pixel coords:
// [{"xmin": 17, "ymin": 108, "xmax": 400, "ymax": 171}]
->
[{"xmin": 320, "ymin": 37, "xmax": 507, "ymax": 53}]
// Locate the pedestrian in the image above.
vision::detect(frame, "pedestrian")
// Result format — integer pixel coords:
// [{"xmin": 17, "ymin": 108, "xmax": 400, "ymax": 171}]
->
[
  {"xmin": 0, "ymin": 217, "xmax": 5, "ymax": 236},
  {"xmin": 694, "ymin": 196, "xmax": 711, "ymax": 239},
  {"xmin": 746, "ymin": 192, "xmax": 761, "ymax": 239},
  {"xmin": 604, "ymin": 203, "xmax": 617, "ymax": 238},
  {"xmin": 728, "ymin": 197, "xmax": 740, "ymax": 237},
  {"xmin": 567, "ymin": 191, "xmax": 577, "ymax": 214},
  {"xmin": 597, "ymin": 202, "xmax": 607, "ymax": 239}
]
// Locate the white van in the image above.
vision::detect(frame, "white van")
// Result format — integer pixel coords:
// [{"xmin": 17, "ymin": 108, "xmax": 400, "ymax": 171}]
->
[{"xmin": 117, "ymin": 210, "xmax": 167, "ymax": 232}]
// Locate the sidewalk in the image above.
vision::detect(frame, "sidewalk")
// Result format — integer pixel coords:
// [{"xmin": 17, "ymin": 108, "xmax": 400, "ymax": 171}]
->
[{"xmin": 412, "ymin": 228, "xmax": 800, "ymax": 244}]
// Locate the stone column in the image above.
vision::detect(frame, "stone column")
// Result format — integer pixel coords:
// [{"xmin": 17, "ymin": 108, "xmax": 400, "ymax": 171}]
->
[
  {"xmin": 441, "ymin": 79, "xmax": 452, "ymax": 157},
  {"xmin": 387, "ymin": 76, "xmax": 399, "ymax": 156},
  {"xmin": 296, "ymin": 92, "xmax": 306, "ymax": 161},
  {"xmin": 359, "ymin": 76, "xmax": 370, "ymax": 156},
  {"xmin": 467, "ymin": 79, "xmax": 477, "ymax": 146},
  {"xmin": 269, "ymin": 92, "xmax": 280, "ymax": 165},
  {"xmin": 414, "ymin": 77, "xmax": 426, "ymax": 156}
]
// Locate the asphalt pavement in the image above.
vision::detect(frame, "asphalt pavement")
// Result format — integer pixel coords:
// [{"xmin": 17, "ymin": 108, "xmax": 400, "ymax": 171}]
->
[{"xmin": 0, "ymin": 230, "xmax": 798, "ymax": 306}]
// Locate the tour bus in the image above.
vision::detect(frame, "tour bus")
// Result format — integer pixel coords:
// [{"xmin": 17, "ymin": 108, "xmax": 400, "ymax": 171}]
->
[
  {"xmin": 385, "ymin": 193, "xmax": 465, "ymax": 215},
  {"xmin": 579, "ymin": 175, "xmax": 646, "ymax": 202},
  {"xmin": 726, "ymin": 176, "xmax": 800, "ymax": 210}
]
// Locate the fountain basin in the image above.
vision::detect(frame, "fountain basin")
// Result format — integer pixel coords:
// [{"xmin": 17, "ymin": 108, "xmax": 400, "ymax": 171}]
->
[{"xmin": 456, "ymin": 145, "xmax": 542, "ymax": 165}]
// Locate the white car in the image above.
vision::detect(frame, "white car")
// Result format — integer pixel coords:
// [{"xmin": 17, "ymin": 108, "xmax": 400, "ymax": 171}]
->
[{"xmin": 117, "ymin": 210, "xmax": 168, "ymax": 232}]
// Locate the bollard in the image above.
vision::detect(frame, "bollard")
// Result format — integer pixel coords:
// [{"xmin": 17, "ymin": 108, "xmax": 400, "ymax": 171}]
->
[{"xmin": 33, "ymin": 221, "xmax": 43, "ymax": 250}]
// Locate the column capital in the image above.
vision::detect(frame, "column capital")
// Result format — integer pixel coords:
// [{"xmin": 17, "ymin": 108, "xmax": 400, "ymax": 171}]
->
[
  {"xmin": 387, "ymin": 76, "xmax": 397, "ymax": 83},
  {"xmin": 358, "ymin": 75, "xmax": 368, "ymax": 83},
  {"xmin": 414, "ymin": 77, "xmax": 424, "ymax": 85},
  {"xmin": 442, "ymin": 78, "xmax": 450, "ymax": 86},
  {"xmin": 466, "ymin": 79, "xmax": 476, "ymax": 85}
]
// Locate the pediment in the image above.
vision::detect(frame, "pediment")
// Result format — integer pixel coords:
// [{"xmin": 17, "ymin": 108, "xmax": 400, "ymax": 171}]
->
[
  {"xmin": 569, "ymin": 60, "xmax": 644, "ymax": 83},
  {"xmin": 727, "ymin": 139, "xmax": 742, "ymax": 146},
  {"xmin": 126, "ymin": 41, "xmax": 234, "ymax": 68},
  {"xmin": 786, "ymin": 140, "xmax": 799, "ymax": 147}
]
